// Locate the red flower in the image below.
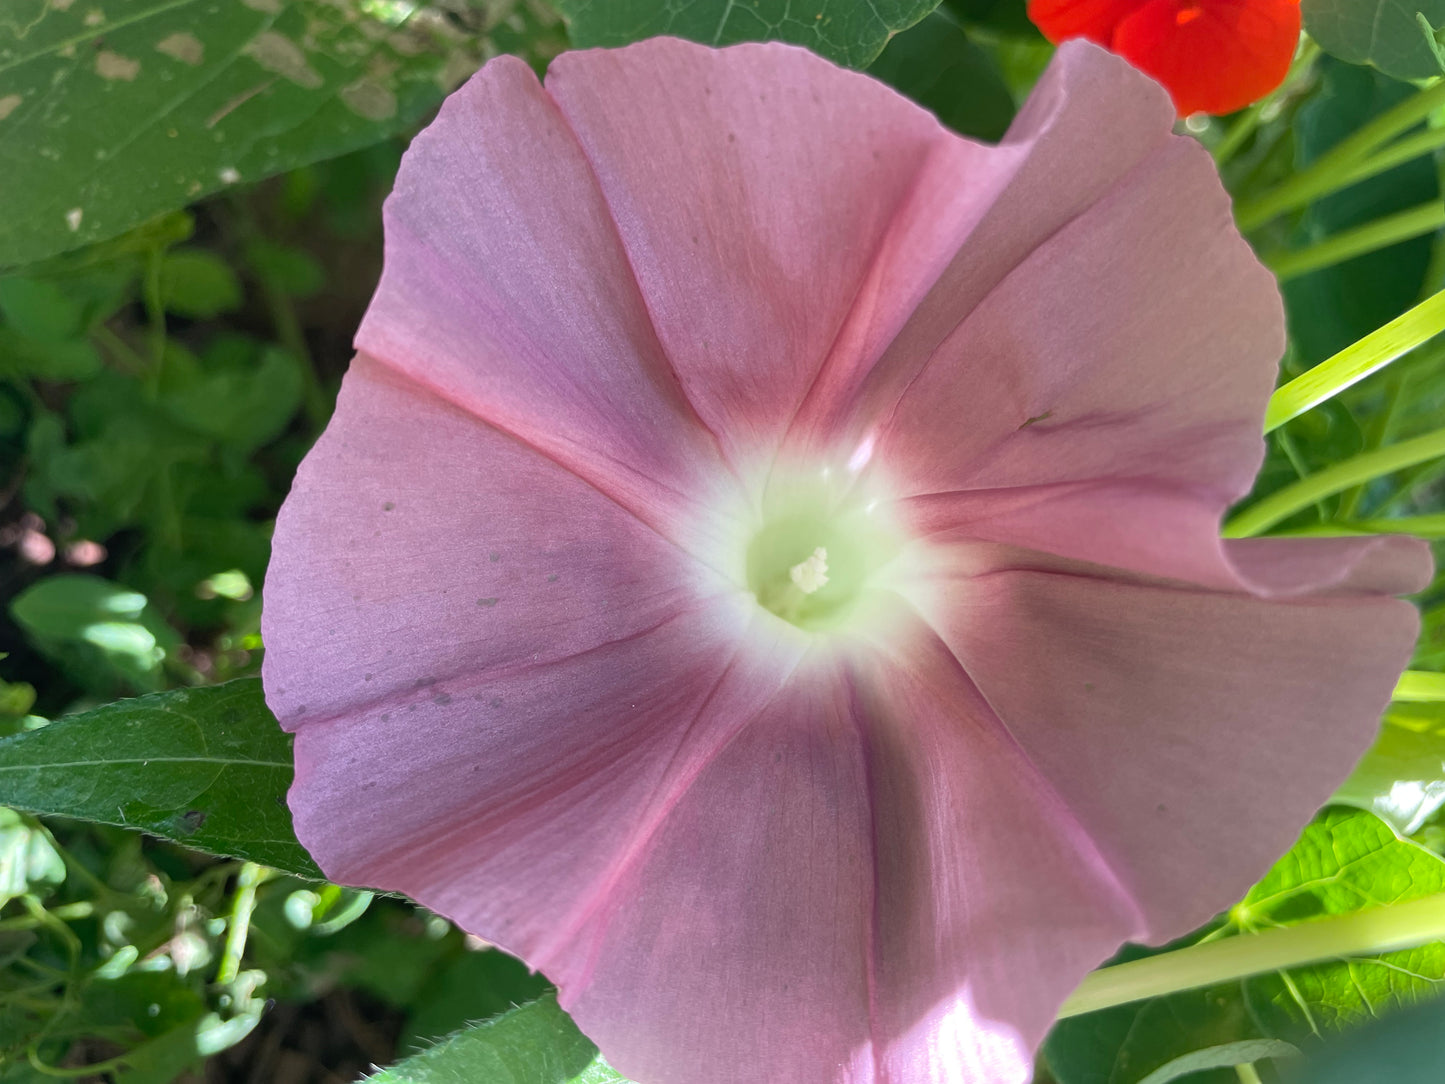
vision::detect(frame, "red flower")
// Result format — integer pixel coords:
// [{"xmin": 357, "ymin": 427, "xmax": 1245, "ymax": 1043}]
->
[{"xmin": 1028, "ymin": 0, "xmax": 1301, "ymax": 115}]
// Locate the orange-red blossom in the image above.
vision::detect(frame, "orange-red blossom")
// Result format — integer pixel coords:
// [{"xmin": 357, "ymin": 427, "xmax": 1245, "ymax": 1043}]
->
[{"xmin": 1029, "ymin": 0, "xmax": 1302, "ymax": 115}]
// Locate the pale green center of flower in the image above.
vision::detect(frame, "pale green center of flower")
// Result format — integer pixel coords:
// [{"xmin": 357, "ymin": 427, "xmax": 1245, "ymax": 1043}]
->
[{"xmin": 744, "ymin": 476, "xmax": 902, "ymax": 632}]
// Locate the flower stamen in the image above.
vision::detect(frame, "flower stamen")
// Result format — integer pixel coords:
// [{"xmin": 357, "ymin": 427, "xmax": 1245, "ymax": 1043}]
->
[{"xmin": 788, "ymin": 547, "xmax": 829, "ymax": 594}]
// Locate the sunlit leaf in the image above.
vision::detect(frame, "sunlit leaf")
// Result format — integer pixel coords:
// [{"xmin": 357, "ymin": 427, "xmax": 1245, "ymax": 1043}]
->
[
  {"xmin": 10, "ymin": 575, "xmax": 180, "ymax": 692},
  {"xmin": 1336, "ymin": 702, "xmax": 1445, "ymax": 835},
  {"xmin": 370, "ymin": 994, "xmax": 630, "ymax": 1084},
  {"xmin": 0, "ymin": 0, "xmax": 563, "ymax": 268},
  {"xmin": 1044, "ymin": 808, "xmax": 1445, "ymax": 1084}
]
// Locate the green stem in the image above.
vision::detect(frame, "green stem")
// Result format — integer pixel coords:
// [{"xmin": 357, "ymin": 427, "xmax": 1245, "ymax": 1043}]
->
[
  {"xmin": 1338, "ymin": 363, "xmax": 1410, "ymax": 517},
  {"xmin": 1395, "ymin": 670, "xmax": 1445, "ymax": 702},
  {"xmin": 1265, "ymin": 290, "xmax": 1445, "ymax": 432},
  {"xmin": 1058, "ymin": 893, "xmax": 1445, "ymax": 1019},
  {"xmin": 1342, "ymin": 514, "xmax": 1445, "ymax": 537},
  {"xmin": 1341, "ymin": 124, "xmax": 1445, "ymax": 190},
  {"xmin": 0, "ymin": 902, "xmax": 93, "ymax": 930},
  {"xmin": 1213, "ymin": 101, "xmax": 1270, "ymax": 167},
  {"xmin": 1263, "ymin": 201, "xmax": 1445, "ymax": 282},
  {"xmin": 260, "ymin": 274, "xmax": 329, "ymax": 429},
  {"xmin": 1235, "ymin": 1065, "xmax": 1264, "ymax": 1084},
  {"xmin": 91, "ymin": 324, "xmax": 149, "ymax": 377},
  {"xmin": 1224, "ymin": 425, "xmax": 1445, "ymax": 536},
  {"xmin": 1214, "ymin": 40, "xmax": 1320, "ymax": 167},
  {"xmin": 1236, "ymin": 77, "xmax": 1445, "ymax": 230},
  {"xmin": 26, "ymin": 1047, "xmax": 135, "ymax": 1079},
  {"xmin": 216, "ymin": 863, "xmax": 269, "ymax": 985},
  {"xmin": 142, "ymin": 246, "xmax": 167, "ymax": 398}
]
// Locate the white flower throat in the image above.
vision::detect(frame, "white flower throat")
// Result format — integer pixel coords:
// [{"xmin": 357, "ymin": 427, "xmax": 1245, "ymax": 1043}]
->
[{"xmin": 741, "ymin": 455, "xmax": 907, "ymax": 634}]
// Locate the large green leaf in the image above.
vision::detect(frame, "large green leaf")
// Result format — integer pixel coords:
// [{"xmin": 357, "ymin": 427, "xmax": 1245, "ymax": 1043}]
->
[
  {"xmin": 0, "ymin": 0, "xmax": 562, "ymax": 268},
  {"xmin": 1336, "ymin": 702, "xmax": 1445, "ymax": 835},
  {"xmin": 1281, "ymin": 993, "xmax": 1445, "ymax": 1083},
  {"xmin": 1303, "ymin": 0, "xmax": 1445, "ymax": 80},
  {"xmin": 0, "ymin": 678, "xmax": 318, "ymax": 877},
  {"xmin": 554, "ymin": 0, "xmax": 942, "ymax": 68},
  {"xmin": 868, "ymin": 10, "xmax": 1015, "ymax": 140},
  {"xmin": 1044, "ymin": 808, "xmax": 1445, "ymax": 1084},
  {"xmin": 370, "ymin": 993, "xmax": 630, "ymax": 1084}
]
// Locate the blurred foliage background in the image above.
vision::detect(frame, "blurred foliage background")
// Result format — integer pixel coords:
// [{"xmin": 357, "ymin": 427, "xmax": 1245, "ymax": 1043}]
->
[{"xmin": 3, "ymin": 0, "xmax": 1445, "ymax": 1081}]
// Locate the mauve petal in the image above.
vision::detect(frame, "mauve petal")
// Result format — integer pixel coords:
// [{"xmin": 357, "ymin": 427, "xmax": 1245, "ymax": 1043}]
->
[
  {"xmin": 929, "ymin": 567, "xmax": 1422, "ymax": 939},
  {"xmin": 558, "ymin": 658, "xmax": 877, "ymax": 1084},
  {"xmin": 355, "ymin": 53, "xmax": 734, "ymax": 546},
  {"xmin": 787, "ymin": 40, "xmax": 1178, "ymax": 452},
  {"xmin": 286, "ymin": 608, "xmax": 810, "ymax": 981},
  {"xmin": 544, "ymin": 39, "xmax": 984, "ymax": 464},
  {"xmin": 852, "ymin": 622, "xmax": 1142, "ymax": 1082},
  {"xmin": 559, "ymin": 630, "xmax": 1140, "ymax": 1084},
  {"xmin": 1221, "ymin": 535, "xmax": 1434, "ymax": 597},
  {"xmin": 262, "ymin": 354, "xmax": 733, "ymax": 735},
  {"xmin": 876, "ymin": 125, "xmax": 1282, "ymax": 585}
]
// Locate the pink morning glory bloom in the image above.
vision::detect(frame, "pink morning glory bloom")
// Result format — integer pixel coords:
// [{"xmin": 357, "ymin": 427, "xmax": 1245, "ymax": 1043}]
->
[{"xmin": 262, "ymin": 37, "xmax": 1429, "ymax": 1084}]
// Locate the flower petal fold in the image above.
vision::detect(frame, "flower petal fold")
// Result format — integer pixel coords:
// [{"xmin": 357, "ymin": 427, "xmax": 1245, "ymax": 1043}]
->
[
  {"xmin": 931, "ymin": 567, "xmax": 1422, "ymax": 939},
  {"xmin": 542, "ymin": 39, "xmax": 969, "ymax": 465},
  {"xmin": 789, "ymin": 40, "xmax": 1180, "ymax": 456},
  {"xmin": 263, "ymin": 354, "xmax": 734, "ymax": 740},
  {"xmin": 561, "ymin": 629, "xmax": 1141, "ymax": 1084},
  {"xmin": 879, "ymin": 120, "xmax": 1282, "ymax": 586},
  {"xmin": 354, "ymin": 54, "xmax": 735, "ymax": 547}
]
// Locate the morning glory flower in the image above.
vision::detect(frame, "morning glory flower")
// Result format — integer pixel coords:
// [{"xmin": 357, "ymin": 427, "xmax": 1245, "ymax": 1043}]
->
[{"xmin": 262, "ymin": 37, "xmax": 1428, "ymax": 1084}]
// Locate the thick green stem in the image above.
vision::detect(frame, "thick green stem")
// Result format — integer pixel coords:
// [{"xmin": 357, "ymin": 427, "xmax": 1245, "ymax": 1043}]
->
[
  {"xmin": 1263, "ymin": 202, "xmax": 1445, "ymax": 282},
  {"xmin": 1236, "ymin": 78, "xmax": 1445, "ymax": 230},
  {"xmin": 1058, "ymin": 893, "xmax": 1445, "ymax": 1018},
  {"xmin": 1225, "ymin": 425, "xmax": 1445, "ymax": 537},
  {"xmin": 1265, "ymin": 290, "xmax": 1445, "ymax": 432}
]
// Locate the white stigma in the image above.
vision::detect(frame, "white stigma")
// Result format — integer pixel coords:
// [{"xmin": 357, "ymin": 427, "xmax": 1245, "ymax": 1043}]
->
[{"xmin": 788, "ymin": 547, "xmax": 829, "ymax": 595}]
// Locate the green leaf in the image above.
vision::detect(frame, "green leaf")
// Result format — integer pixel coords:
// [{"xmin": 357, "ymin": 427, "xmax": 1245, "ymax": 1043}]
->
[
  {"xmin": 244, "ymin": 238, "xmax": 325, "ymax": 298},
  {"xmin": 554, "ymin": 0, "xmax": 942, "ymax": 68},
  {"xmin": 1137, "ymin": 1039, "xmax": 1300, "ymax": 1084},
  {"xmin": 0, "ymin": 276, "xmax": 85, "ymax": 340},
  {"xmin": 1415, "ymin": 13, "xmax": 1445, "ymax": 73},
  {"xmin": 158, "ymin": 343, "xmax": 302, "ymax": 451},
  {"xmin": 158, "ymin": 249, "xmax": 242, "ymax": 318},
  {"xmin": 400, "ymin": 950, "xmax": 552, "ymax": 1053},
  {"xmin": 1044, "ymin": 808, "xmax": 1445, "ymax": 1084},
  {"xmin": 868, "ymin": 10, "xmax": 1015, "ymax": 141},
  {"xmin": 0, "ymin": 678, "xmax": 320, "ymax": 878},
  {"xmin": 370, "ymin": 994, "xmax": 631, "ymax": 1084},
  {"xmin": 10, "ymin": 574, "xmax": 181, "ymax": 692},
  {"xmin": 1336, "ymin": 702, "xmax": 1445, "ymax": 835},
  {"xmin": 0, "ymin": 807, "xmax": 64, "ymax": 906},
  {"xmin": 942, "ymin": 0, "xmax": 1044, "ymax": 38},
  {"xmin": 0, "ymin": 329, "xmax": 103, "ymax": 381},
  {"xmin": 1281, "ymin": 993, "xmax": 1445, "ymax": 1083},
  {"xmin": 0, "ymin": 0, "xmax": 561, "ymax": 268},
  {"xmin": 1304, "ymin": 0, "xmax": 1445, "ymax": 80}
]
